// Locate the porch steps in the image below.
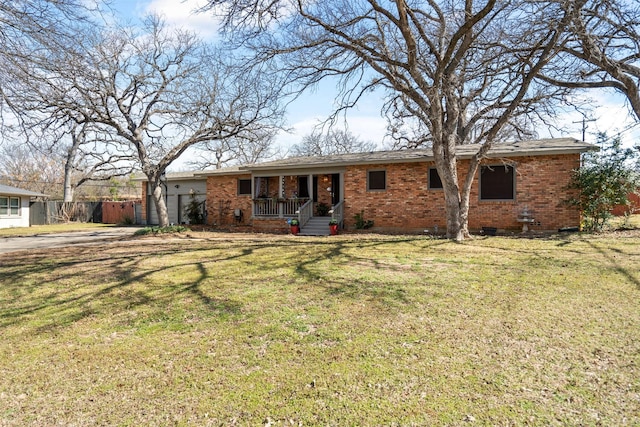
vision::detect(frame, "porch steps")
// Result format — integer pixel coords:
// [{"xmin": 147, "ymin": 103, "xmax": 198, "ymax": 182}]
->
[{"xmin": 299, "ymin": 216, "xmax": 332, "ymax": 236}]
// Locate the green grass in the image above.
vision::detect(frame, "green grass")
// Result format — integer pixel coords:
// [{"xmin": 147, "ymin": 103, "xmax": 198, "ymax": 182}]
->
[
  {"xmin": 0, "ymin": 229, "xmax": 639, "ymax": 425},
  {"xmin": 0, "ymin": 222, "xmax": 115, "ymax": 237}
]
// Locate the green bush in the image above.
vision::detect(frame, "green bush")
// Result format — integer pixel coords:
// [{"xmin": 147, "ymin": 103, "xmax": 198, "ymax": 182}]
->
[
  {"xmin": 354, "ymin": 210, "xmax": 374, "ymax": 229},
  {"xmin": 134, "ymin": 225, "xmax": 190, "ymax": 236},
  {"xmin": 567, "ymin": 133, "xmax": 639, "ymax": 232}
]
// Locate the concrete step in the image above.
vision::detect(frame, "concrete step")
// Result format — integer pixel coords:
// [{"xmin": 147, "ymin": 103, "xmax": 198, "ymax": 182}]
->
[{"xmin": 299, "ymin": 217, "xmax": 333, "ymax": 236}]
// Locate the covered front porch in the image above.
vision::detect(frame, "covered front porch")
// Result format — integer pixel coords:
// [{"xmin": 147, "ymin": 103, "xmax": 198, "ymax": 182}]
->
[{"xmin": 250, "ymin": 172, "xmax": 345, "ymax": 232}]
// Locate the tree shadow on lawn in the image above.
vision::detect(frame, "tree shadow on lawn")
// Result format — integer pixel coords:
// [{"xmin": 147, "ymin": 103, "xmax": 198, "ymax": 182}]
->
[
  {"xmin": 289, "ymin": 237, "xmax": 450, "ymax": 307},
  {"xmin": 0, "ymin": 235, "xmax": 456, "ymax": 335},
  {"xmin": 0, "ymin": 241, "xmax": 255, "ymax": 335},
  {"xmin": 583, "ymin": 240, "xmax": 640, "ymax": 290}
]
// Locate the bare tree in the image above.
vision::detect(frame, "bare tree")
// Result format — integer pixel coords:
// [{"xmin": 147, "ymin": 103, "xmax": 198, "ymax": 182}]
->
[
  {"xmin": 290, "ymin": 129, "xmax": 377, "ymax": 157},
  {"xmin": 6, "ymin": 15, "xmax": 284, "ymax": 226},
  {"xmin": 187, "ymin": 129, "xmax": 279, "ymax": 169},
  {"xmin": 201, "ymin": 0, "xmax": 572, "ymax": 239},
  {"xmin": 0, "ymin": 1, "xmax": 136, "ymax": 202},
  {"xmin": 0, "ymin": 0, "xmax": 98, "ymax": 113},
  {"xmin": 540, "ymin": 0, "xmax": 640, "ymax": 122},
  {"xmin": 0, "ymin": 142, "xmax": 61, "ymax": 197}
]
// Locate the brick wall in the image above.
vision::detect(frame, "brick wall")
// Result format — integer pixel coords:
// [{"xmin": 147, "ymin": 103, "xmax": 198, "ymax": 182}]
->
[
  {"xmin": 206, "ymin": 174, "xmax": 254, "ymax": 227},
  {"xmin": 140, "ymin": 183, "xmax": 147, "ymax": 224},
  {"xmin": 198, "ymin": 153, "xmax": 582, "ymax": 233},
  {"xmin": 343, "ymin": 154, "xmax": 581, "ymax": 232}
]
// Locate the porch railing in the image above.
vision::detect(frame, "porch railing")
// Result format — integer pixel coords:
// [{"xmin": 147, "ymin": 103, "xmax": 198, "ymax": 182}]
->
[
  {"xmin": 298, "ymin": 199, "xmax": 313, "ymax": 227},
  {"xmin": 330, "ymin": 200, "xmax": 344, "ymax": 227},
  {"xmin": 253, "ymin": 198, "xmax": 309, "ymax": 218}
]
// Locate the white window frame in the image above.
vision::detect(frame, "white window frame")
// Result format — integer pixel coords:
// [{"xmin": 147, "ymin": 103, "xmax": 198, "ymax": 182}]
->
[{"xmin": 0, "ymin": 196, "xmax": 21, "ymax": 216}]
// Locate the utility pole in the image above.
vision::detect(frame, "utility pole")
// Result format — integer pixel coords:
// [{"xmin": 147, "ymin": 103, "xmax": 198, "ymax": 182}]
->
[{"xmin": 573, "ymin": 117, "xmax": 596, "ymax": 141}]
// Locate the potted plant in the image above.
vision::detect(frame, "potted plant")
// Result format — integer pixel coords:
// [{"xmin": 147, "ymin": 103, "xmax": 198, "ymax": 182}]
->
[
  {"xmin": 289, "ymin": 218, "xmax": 300, "ymax": 235},
  {"xmin": 329, "ymin": 218, "xmax": 339, "ymax": 235},
  {"xmin": 316, "ymin": 202, "xmax": 330, "ymax": 216}
]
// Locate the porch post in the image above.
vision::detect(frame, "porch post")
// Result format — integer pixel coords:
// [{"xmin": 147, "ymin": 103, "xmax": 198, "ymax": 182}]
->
[
  {"xmin": 308, "ymin": 174, "xmax": 313, "ymax": 203},
  {"xmin": 279, "ymin": 175, "xmax": 284, "ymax": 218},
  {"xmin": 251, "ymin": 175, "xmax": 255, "ymax": 217}
]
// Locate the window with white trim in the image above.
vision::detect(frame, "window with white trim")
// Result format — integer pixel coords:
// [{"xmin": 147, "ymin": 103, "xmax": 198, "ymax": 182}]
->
[{"xmin": 0, "ymin": 196, "xmax": 20, "ymax": 216}]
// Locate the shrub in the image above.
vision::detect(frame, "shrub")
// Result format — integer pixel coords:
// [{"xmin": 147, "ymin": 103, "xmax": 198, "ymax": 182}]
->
[
  {"xmin": 354, "ymin": 210, "xmax": 374, "ymax": 229},
  {"xmin": 134, "ymin": 225, "xmax": 190, "ymax": 236},
  {"xmin": 184, "ymin": 193, "xmax": 205, "ymax": 225},
  {"xmin": 567, "ymin": 133, "xmax": 639, "ymax": 231}
]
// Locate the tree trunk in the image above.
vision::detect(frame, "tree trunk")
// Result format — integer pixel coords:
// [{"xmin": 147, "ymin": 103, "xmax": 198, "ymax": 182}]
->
[
  {"xmin": 62, "ymin": 165, "xmax": 74, "ymax": 203},
  {"xmin": 434, "ymin": 139, "xmax": 468, "ymax": 241},
  {"xmin": 150, "ymin": 181, "xmax": 170, "ymax": 227}
]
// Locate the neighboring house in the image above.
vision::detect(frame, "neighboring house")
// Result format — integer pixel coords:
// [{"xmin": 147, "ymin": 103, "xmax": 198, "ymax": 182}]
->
[
  {"xmin": 0, "ymin": 184, "xmax": 47, "ymax": 229},
  {"xmin": 140, "ymin": 138, "xmax": 595, "ymax": 234}
]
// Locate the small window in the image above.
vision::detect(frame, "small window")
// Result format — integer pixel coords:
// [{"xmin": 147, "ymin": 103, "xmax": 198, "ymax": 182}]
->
[
  {"xmin": 367, "ymin": 170, "xmax": 386, "ymax": 191},
  {"xmin": 480, "ymin": 165, "xmax": 515, "ymax": 200},
  {"xmin": 0, "ymin": 197, "xmax": 7, "ymax": 215},
  {"xmin": 428, "ymin": 167, "xmax": 443, "ymax": 189},
  {"xmin": 238, "ymin": 179, "xmax": 252, "ymax": 196}
]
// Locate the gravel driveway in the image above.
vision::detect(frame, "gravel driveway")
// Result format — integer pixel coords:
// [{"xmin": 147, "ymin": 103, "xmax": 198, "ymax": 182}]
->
[{"xmin": 0, "ymin": 227, "xmax": 138, "ymax": 254}]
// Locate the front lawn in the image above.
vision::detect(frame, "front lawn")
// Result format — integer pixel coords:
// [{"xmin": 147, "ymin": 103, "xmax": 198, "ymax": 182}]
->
[
  {"xmin": 0, "ymin": 222, "xmax": 115, "ymax": 237},
  {"xmin": 0, "ymin": 231, "xmax": 638, "ymax": 425}
]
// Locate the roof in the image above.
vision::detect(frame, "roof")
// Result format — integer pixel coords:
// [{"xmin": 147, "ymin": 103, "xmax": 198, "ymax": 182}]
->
[
  {"xmin": 0, "ymin": 184, "xmax": 47, "ymax": 197},
  {"xmin": 236, "ymin": 138, "xmax": 595, "ymax": 172},
  {"xmin": 132, "ymin": 138, "xmax": 596, "ymax": 181},
  {"xmin": 132, "ymin": 165, "xmax": 244, "ymax": 182}
]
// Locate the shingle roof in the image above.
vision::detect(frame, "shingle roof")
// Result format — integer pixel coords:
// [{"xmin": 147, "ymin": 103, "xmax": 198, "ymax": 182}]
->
[
  {"xmin": 0, "ymin": 184, "xmax": 47, "ymax": 197},
  {"xmin": 237, "ymin": 138, "xmax": 595, "ymax": 172},
  {"xmin": 132, "ymin": 166, "xmax": 245, "ymax": 182}
]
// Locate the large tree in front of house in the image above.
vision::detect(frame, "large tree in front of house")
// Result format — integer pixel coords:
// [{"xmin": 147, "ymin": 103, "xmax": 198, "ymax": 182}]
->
[
  {"xmin": 201, "ymin": 0, "xmax": 574, "ymax": 240},
  {"xmin": 12, "ymin": 15, "xmax": 284, "ymax": 226}
]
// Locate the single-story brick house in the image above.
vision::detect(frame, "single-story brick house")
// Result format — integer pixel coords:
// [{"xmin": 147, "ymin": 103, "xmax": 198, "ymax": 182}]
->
[
  {"xmin": 140, "ymin": 138, "xmax": 595, "ymax": 234},
  {"xmin": 0, "ymin": 184, "xmax": 47, "ymax": 229}
]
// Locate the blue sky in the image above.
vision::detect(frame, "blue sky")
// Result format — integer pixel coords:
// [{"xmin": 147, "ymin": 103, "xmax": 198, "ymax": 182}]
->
[{"xmin": 108, "ymin": 0, "xmax": 640, "ymax": 155}]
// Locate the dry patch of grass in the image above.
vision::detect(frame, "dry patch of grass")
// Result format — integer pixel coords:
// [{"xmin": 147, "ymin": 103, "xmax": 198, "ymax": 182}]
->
[{"xmin": 0, "ymin": 231, "xmax": 639, "ymax": 425}]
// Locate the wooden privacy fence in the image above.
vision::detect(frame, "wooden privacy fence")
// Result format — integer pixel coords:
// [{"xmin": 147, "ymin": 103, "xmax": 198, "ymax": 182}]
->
[
  {"xmin": 102, "ymin": 201, "xmax": 136, "ymax": 224},
  {"xmin": 30, "ymin": 201, "xmax": 142, "ymax": 225}
]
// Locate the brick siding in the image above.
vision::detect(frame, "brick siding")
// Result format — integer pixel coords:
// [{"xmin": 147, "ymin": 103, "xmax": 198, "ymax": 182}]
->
[
  {"xmin": 206, "ymin": 174, "xmax": 254, "ymax": 227},
  {"xmin": 343, "ymin": 154, "xmax": 581, "ymax": 232},
  {"xmin": 143, "ymin": 152, "xmax": 582, "ymax": 234}
]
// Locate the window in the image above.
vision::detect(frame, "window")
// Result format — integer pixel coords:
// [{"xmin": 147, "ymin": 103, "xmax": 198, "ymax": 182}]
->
[
  {"xmin": 238, "ymin": 179, "xmax": 252, "ymax": 196},
  {"xmin": 428, "ymin": 167, "xmax": 443, "ymax": 189},
  {"xmin": 0, "ymin": 196, "xmax": 20, "ymax": 216},
  {"xmin": 367, "ymin": 170, "xmax": 386, "ymax": 191},
  {"xmin": 480, "ymin": 165, "xmax": 515, "ymax": 200}
]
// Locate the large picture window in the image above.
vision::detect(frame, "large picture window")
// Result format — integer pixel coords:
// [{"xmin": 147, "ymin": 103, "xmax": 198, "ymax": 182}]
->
[
  {"xmin": 0, "ymin": 196, "xmax": 20, "ymax": 216},
  {"xmin": 237, "ymin": 178, "xmax": 252, "ymax": 196},
  {"xmin": 367, "ymin": 170, "xmax": 386, "ymax": 191},
  {"xmin": 480, "ymin": 165, "xmax": 515, "ymax": 200}
]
